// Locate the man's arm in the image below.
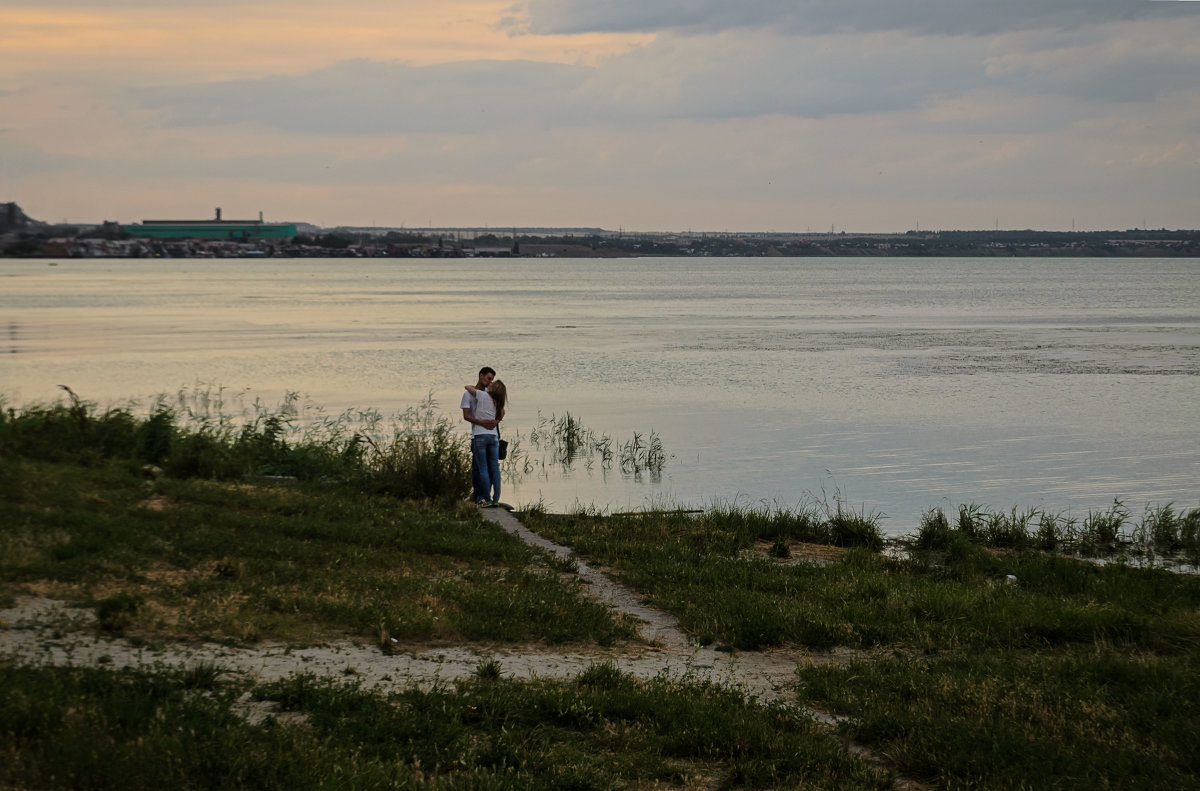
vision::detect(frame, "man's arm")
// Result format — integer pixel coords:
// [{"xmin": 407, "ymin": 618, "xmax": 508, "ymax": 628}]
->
[{"xmin": 462, "ymin": 408, "xmax": 498, "ymax": 430}]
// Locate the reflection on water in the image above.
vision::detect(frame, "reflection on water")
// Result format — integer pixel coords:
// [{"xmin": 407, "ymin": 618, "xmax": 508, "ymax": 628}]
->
[{"xmin": 0, "ymin": 256, "xmax": 1197, "ymax": 531}]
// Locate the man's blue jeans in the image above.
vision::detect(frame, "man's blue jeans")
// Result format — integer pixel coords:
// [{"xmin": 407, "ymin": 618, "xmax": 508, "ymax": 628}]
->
[
  {"xmin": 470, "ymin": 440, "xmax": 485, "ymax": 502},
  {"xmin": 471, "ymin": 434, "xmax": 501, "ymax": 503}
]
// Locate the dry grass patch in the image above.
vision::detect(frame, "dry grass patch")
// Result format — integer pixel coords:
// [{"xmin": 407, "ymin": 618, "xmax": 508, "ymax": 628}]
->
[
  {"xmin": 0, "ymin": 529, "xmax": 72, "ymax": 568},
  {"xmin": 137, "ymin": 495, "xmax": 177, "ymax": 512},
  {"xmin": 750, "ymin": 539, "xmax": 847, "ymax": 564}
]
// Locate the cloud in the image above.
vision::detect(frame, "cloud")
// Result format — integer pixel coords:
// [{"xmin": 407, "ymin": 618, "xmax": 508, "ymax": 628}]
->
[
  {"xmin": 136, "ymin": 58, "xmax": 595, "ymax": 134},
  {"xmin": 136, "ymin": 44, "xmax": 979, "ymax": 134},
  {"xmin": 512, "ymin": 0, "xmax": 1198, "ymax": 36},
  {"xmin": 134, "ymin": 16, "xmax": 1200, "ymax": 136},
  {"xmin": 9, "ymin": 1, "xmax": 1200, "ymax": 231}
]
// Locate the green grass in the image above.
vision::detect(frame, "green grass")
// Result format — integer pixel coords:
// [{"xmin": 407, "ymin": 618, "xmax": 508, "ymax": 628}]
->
[
  {"xmin": 0, "ymin": 456, "xmax": 636, "ymax": 647},
  {"xmin": 1, "ymin": 390, "xmax": 641, "ymax": 646},
  {"xmin": 519, "ymin": 507, "xmax": 1200, "ymax": 653},
  {"xmin": 519, "ymin": 507, "xmax": 1200, "ymax": 789},
  {"xmin": 521, "ymin": 506, "xmax": 1199, "ymax": 653},
  {"xmin": 797, "ymin": 650, "xmax": 1200, "ymax": 790},
  {"xmin": 0, "ymin": 662, "xmax": 892, "ymax": 790}
]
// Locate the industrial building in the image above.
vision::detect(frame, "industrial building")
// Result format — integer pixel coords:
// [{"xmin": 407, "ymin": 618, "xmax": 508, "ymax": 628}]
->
[{"xmin": 121, "ymin": 208, "xmax": 296, "ymax": 240}]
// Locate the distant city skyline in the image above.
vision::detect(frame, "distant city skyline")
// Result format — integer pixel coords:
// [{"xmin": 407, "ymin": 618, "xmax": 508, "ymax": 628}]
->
[{"xmin": 2, "ymin": 1, "xmax": 1199, "ymax": 232}]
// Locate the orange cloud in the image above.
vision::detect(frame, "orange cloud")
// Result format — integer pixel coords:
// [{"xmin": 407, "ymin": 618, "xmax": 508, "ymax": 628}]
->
[
  {"xmin": 0, "ymin": 10, "xmax": 153, "ymax": 53},
  {"xmin": 0, "ymin": 2, "xmax": 652, "ymax": 84}
]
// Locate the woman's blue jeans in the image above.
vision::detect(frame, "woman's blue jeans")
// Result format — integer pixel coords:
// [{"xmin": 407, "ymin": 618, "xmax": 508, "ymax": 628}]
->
[{"xmin": 471, "ymin": 434, "xmax": 501, "ymax": 503}]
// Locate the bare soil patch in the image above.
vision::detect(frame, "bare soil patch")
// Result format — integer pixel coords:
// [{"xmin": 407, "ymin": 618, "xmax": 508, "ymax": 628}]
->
[{"xmin": 749, "ymin": 539, "xmax": 848, "ymax": 565}]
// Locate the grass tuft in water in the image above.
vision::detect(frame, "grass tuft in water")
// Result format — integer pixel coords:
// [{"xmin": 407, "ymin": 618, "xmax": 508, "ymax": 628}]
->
[
  {"xmin": 523, "ymin": 411, "xmax": 669, "ymax": 475},
  {"xmin": 913, "ymin": 499, "xmax": 1199, "ymax": 565},
  {"xmin": 826, "ymin": 503, "xmax": 884, "ymax": 552}
]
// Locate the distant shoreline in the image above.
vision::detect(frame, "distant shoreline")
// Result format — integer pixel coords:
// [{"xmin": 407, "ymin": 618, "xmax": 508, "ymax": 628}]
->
[
  {"xmin": 4, "ymin": 197, "xmax": 1200, "ymax": 259},
  {"xmin": 6, "ymin": 236, "xmax": 1200, "ymax": 260}
]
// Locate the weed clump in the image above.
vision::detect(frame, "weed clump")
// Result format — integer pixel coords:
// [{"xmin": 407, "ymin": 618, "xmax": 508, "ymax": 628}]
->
[
  {"xmin": 1139, "ymin": 502, "xmax": 1200, "ymax": 554},
  {"xmin": 576, "ymin": 660, "xmax": 624, "ymax": 690},
  {"xmin": 473, "ymin": 657, "xmax": 504, "ymax": 681},
  {"xmin": 355, "ymin": 399, "xmax": 471, "ymax": 501},
  {"xmin": 828, "ymin": 505, "xmax": 884, "ymax": 551},
  {"xmin": 94, "ymin": 592, "xmax": 142, "ymax": 634},
  {"xmin": 915, "ymin": 507, "xmax": 954, "ymax": 551}
]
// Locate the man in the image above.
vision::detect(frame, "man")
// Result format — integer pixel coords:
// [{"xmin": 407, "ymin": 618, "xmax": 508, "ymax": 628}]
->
[{"xmin": 461, "ymin": 366, "xmax": 498, "ymax": 502}]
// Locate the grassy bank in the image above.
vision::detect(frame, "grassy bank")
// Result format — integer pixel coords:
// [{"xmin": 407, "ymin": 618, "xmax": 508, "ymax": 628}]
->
[
  {"xmin": 0, "ymin": 393, "xmax": 638, "ymax": 647},
  {"xmin": 519, "ymin": 507, "xmax": 1200, "ymax": 788},
  {"xmin": 520, "ymin": 506, "xmax": 1200, "ymax": 653},
  {"xmin": 0, "ymin": 457, "xmax": 638, "ymax": 648},
  {"xmin": 0, "ymin": 387, "xmax": 475, "ymax": 501}
]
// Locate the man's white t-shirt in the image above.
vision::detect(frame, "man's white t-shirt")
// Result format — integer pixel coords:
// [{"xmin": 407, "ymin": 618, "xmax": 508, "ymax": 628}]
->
[{"xmin": 461, "ymin": 389, "xmax": 498, "ymax": 436}]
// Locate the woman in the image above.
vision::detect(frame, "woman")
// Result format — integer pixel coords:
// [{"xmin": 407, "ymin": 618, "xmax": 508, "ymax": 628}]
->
[{"xmin": 465, "ymin": 379, "xmax": 506, "ymax": 505}]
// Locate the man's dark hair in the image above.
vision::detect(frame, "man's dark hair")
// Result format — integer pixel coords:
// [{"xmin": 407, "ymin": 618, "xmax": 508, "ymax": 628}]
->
[{"xmin": 479, "ymin": 366, "xmax": 496, "ymax": 377}]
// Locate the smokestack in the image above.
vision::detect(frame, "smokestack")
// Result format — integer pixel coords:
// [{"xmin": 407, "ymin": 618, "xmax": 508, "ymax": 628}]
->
[
  {"xmin": 215, "ymin": 207, "xmax": 222, "ymax": 221},
  {"xmin": 259, "ymin": 210, "xmax": 263, "ymax": 223}
]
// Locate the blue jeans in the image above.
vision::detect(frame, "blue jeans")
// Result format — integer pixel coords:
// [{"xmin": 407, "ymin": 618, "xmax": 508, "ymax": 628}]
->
[
  {"xmin": 470, "ymin": 443, "xmax": 485, "ymax": 502},
  {"xmin": 471, "ymin": 434, "xmax": 501, "ymax": 503}
]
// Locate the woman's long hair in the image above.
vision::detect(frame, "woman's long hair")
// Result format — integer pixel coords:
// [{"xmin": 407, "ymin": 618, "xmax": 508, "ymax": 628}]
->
[{"xmin": 488, "ymin": 379, "xmax": 507, "ymax": 414}]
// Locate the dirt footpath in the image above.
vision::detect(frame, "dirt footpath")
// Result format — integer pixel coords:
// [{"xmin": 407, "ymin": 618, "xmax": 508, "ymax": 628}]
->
[
  {"xmin": 2, "ymin": 508, "xmax": 855, "ymax": 712},
  {"xmin": 1, "ymin": 508, "xmax": 834, "ymax": 713}
]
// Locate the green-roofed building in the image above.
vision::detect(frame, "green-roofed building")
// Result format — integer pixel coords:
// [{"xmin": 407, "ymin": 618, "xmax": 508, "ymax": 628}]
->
[{"xmin": 121, "ymin": 208, "xmax": 295, "ymax": 240}]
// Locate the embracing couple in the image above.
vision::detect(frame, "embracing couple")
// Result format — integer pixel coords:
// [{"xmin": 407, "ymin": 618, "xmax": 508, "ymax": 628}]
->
[{"xmin": 460, "ymin": 366, "xmax": 508, "ymax": 506}]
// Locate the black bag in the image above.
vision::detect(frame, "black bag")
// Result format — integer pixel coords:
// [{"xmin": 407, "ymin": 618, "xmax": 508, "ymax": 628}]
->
[{"xmin": 497, "ymin": 426, "xmax": 508, "ymax": 460}]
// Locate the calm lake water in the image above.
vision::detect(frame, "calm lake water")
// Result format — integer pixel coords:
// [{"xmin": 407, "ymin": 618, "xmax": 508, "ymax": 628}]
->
[{"xmin": 2, "ymin": 256, "xmax": 1197, "ymax": 533}]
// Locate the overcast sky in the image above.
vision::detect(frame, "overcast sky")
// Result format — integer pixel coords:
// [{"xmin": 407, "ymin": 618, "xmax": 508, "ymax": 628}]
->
[{"xmin": 2, "ymin": 0, "xmax": 1198, "ymax": 231}]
